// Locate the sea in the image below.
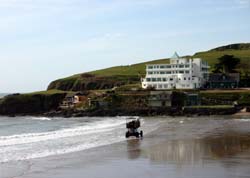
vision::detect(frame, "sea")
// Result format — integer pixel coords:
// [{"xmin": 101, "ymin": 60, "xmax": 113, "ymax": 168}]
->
[
  {"xmin": 0, "ymin": 93, "xmax": 9, "ymax": 98},
  {"xmin": 0, "ymin": 116, "xmax": 126, "ymax": 163},
  {"xmin": 0, "ymin": 115, "xmax": 250, "ymax": 178},
  {"xmin": 0, "ymin": 116, "xmax": 159, "ymax": 163}
]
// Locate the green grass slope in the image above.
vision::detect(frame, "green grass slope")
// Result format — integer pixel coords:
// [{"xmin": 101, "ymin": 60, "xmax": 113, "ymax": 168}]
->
[
  {"xmin": 194, "ymin": 49, "xmax": 250, "ymax": 71},
  {"xmin": 48, "ymin": 43, "xmax": 250, "ymax": 91}
]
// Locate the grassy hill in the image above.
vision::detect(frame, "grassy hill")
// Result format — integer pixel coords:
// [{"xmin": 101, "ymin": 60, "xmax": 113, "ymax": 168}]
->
[{"xmin": 48, "ymin": 43, "xmax": 250, "ymax": 91}]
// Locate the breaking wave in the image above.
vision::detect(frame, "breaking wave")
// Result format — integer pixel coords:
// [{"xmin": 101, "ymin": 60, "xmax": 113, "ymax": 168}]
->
[{"xmin": 0, "ymin": 118, "xmax": 128, "ymax": 163}]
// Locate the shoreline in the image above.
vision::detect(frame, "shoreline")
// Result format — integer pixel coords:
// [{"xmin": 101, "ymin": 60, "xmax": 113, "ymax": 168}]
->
[
  {"xmin": 1, "ymin": 106, "xmax": 242, "ymax": 118},
  {"xmin": 1, "ymin": 89, "xmax": 250, "ymax": 118},
  {"xmin": 233, "ymin": 107, "xmax": 250, "ymax": 116}
]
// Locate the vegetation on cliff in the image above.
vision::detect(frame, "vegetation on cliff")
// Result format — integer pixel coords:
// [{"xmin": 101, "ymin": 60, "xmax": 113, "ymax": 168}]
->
[{"xmin": 200, "ymin": 90, "xmax": 250, "ymax": 106}]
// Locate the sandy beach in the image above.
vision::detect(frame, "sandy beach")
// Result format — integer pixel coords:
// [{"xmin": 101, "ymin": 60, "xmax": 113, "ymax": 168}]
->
[{"xmin": 1, "ymin": 116, "xmax": 250, "ymax": 178}]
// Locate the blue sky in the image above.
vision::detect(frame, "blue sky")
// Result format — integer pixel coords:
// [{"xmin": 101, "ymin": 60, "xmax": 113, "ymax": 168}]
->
[{"xmin": 0, "ymin": 0, "xmax": 250, "ymax": 93}]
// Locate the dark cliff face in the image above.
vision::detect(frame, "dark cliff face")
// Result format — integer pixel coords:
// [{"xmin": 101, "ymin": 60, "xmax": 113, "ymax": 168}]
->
[
  {"xmin": 0, "ymin": 93, "xmax": 66, "ymax": 115},
  {"xmin": 47, "ymin": 74, "xmax": 140, "ymax": 91}
]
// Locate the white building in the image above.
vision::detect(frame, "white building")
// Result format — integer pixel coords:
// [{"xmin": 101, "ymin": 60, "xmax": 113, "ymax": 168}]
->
[{"xmin": 141, "ymin": 52, "xmax": 210, "ymax": 90}]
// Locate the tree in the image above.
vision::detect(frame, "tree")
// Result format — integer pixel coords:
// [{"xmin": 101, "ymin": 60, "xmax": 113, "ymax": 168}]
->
[
  {"xmin": 237, "ymin": 62, "xmax": 250, "ymax": 78},
  {"xmin": 213, "ymin": 55, "xmax": 240, "ymax": 73}
]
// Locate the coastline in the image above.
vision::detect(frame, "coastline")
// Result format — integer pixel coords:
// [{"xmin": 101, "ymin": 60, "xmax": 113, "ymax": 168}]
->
[
  {"xmin": 0, "ymin": 106, "xmax": 241, "ymax": 118},
  {"xmin": 0, "ymin": 90, "xmax": 249, "ymax": 118}
]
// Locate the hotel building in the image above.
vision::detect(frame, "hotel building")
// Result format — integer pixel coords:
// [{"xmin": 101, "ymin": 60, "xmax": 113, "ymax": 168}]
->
[{"xmin": 141, "ymin": 52, "xmax": 210, "ymax": 90}]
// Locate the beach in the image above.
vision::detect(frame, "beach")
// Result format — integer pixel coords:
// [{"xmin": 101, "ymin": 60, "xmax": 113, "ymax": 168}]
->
[{"xmin": 1, "ymin": 116, "xmax": 250, "ymax": 178}]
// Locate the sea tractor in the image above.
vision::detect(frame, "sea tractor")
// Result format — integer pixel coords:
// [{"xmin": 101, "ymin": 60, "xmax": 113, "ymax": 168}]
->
[{"xmin": 125, "ymin": 118, "xmax": 143, "ymax": 138}]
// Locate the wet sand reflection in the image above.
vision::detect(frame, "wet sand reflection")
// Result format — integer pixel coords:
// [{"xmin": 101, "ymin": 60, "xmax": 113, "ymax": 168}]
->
[
  {"xmin": 145, "ymin": 131, "xmax": 250, "ymax": 165},
  {"xmin": 126, "ymin": 139, "xmax": 142, "ymax": 159}
]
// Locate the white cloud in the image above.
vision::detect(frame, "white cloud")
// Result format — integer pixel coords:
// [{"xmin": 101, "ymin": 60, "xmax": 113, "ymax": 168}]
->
[
  {"xmin": 237, "ymin": 0, "xmax": 250, "ymax": 8},
  {"xmin": 202, "ymin": 0, "xmax": 250, "ymax": 10}
]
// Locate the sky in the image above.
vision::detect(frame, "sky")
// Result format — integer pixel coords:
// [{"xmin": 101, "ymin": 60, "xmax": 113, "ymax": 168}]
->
[{"xmin": 0, "ymin": 0, "xmax": 250, "ymax": 93}]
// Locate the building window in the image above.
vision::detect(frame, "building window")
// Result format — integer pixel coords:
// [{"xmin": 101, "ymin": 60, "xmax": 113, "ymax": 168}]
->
[
  {"xmin": 148, "ymin": 66, "xmax": 153, "ymax": 69},
  {"xmin": 184, "ymin": 77, "xmax": 186, "ymax": 80},
  {"xmin": 157, "ymin": 78, "xmax": 161, "ymax": 81},
  {"xmin": 163, "ymin": 78, "xmax": 167, "ymax": 82},
  {"xmin": 185, "ymin": 71, "xmax": 190, "ymax": 74},
  {"xmin": 152, "ymin": 78, "xmax": 156, "ymax": 82},
  {"xmin": 170, "ymin": 78, "xmax": 173, "ymax": 81},
  {"xmin": 146, "ymin": 78, "xmax": 151, "ymax": 82}
]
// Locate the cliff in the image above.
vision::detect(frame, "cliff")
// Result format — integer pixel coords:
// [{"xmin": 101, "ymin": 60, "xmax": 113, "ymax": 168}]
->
[{"xmin": 47, "ymin": 74, "xmax": 140, "ymax": 91}]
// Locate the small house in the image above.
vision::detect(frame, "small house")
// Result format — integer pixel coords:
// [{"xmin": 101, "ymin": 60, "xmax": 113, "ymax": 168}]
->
[
  {"xmin": 148, "ymin": 91, "xmax": 200, "ymax": 108},
  {"xmin": 60, "ymin": 92, "xmax": 86, "ymax": 109},
  {"xmin": 184, "ymin": 93, "xmax": 200, "ymax": 106},
  {"xmin": 206, "ymin": 73, "xmax": 240, "ymax": 89},
  {"xmin": 148, "ymin": 91, "xmax": 173, "ymax": 107},
  {"xmin": 88, "ymin": 98, "xmax": 109, "ymax": 108}
]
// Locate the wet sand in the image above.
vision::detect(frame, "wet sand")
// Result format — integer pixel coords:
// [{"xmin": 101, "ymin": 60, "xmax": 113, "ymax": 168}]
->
[{"xmin": 1, "ymin": 116, "xmax": 250, "ymax": 178}]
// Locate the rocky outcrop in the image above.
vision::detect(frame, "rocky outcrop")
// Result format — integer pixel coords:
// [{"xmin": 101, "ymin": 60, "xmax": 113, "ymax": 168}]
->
[
  {"xmin": 183, "ymin": 107, "xmax": 238, "ymax": 116},
  {"xmin": 0, "ymin": 93, "xmax": 66, "ymax": 116},
  {"xmin": 42, "ymin": 106, "xmax": 239, "ymax": 118}
]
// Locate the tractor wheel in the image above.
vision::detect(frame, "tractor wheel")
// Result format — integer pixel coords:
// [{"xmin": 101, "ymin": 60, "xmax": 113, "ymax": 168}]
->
[
  {"xmin": 125, "ymin": 131, "xmax": 130, "ymax": 138},
  {"xmin": 140, "ymin": 131, "xmax": 143, "ymax": 138}
]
